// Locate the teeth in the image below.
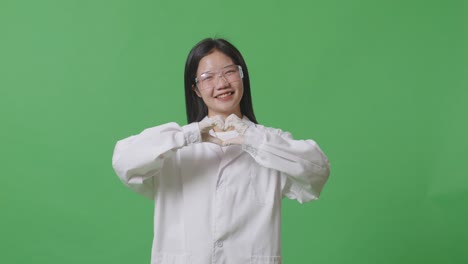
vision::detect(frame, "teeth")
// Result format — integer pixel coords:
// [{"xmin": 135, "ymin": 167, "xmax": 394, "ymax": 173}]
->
[{"xmin": 217, "ymin": 92, "xmax": 233, "ymax": 98}]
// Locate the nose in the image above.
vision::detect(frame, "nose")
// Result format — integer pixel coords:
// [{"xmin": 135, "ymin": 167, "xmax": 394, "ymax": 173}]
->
[{"xmin": 214, "ymin": 74, "xmax": 229, "ymax": 89}]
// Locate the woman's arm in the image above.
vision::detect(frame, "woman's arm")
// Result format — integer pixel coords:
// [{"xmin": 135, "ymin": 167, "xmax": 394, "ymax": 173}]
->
[
  {"xmin": 242, "ymin": 125, "xmax": 331, "ymax": 203},
  {"xmin": 112, "ymin": 122, "xmax": 200, "ymax": 199}
]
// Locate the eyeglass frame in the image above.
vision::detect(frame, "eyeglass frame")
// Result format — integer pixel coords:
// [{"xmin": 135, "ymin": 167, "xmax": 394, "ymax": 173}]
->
[{"xmin": 195, "ymin": 65, "xmax": 244, "ymax": 90}]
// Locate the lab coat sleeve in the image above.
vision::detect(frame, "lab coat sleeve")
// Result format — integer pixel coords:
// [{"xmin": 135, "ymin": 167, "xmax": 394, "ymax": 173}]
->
[
  {"xmin": 112, "ymin": 122, "xmax": 201, "ymax": 199},
  {"xmin": 242, "ymin": 125, "xmax": 330, "ymax": 203}
]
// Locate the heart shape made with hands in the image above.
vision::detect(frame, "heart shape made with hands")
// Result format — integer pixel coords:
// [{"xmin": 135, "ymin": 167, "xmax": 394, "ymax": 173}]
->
[
  {"xmin": 212, "ymin": 114, "xmax": 248, "ymax": 134},
  {"xmin": 199, "ymin": 114, "xmax": 248, "ymax": 146}
]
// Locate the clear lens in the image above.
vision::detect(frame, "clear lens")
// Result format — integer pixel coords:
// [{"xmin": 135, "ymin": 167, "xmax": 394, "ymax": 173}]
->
[{"xmin": 196, "ymin": 65, "xmax": 243, "ymax": 90}]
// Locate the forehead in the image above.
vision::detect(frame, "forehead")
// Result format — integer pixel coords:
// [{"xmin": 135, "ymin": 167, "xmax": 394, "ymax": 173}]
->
[{"xmin": 197, "ymin": 50, "xmax": 234, "ymax": 74}]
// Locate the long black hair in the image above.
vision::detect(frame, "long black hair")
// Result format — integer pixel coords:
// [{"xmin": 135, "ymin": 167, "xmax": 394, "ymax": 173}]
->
[{"xmin": 184, "ymin": 38, "xmax": 258, "ymax": 124}]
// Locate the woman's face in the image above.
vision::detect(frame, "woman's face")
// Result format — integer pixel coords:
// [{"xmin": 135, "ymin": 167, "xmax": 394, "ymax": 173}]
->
[{"xmin": 194, "ymin": 50, "xmax": 244, "ymax": 118}]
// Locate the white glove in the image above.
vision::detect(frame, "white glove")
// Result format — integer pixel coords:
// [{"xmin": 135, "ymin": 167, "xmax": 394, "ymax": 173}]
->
[
  {"xmin": 224, "ymin": 114, "xmax": 248, "ymax": 135},
  {"xmin": 222, "ymin": 114, "xmax": 249, "ymax": 146},
  {"xmin": 198, "ymin": 116, "xmax": 224, "ymax": 145}
]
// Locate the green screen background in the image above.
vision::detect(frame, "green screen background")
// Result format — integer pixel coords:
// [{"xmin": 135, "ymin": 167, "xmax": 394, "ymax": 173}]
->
[{"xmin": 1, "ymin": 0, "xmax": 467, "ymax": 263}]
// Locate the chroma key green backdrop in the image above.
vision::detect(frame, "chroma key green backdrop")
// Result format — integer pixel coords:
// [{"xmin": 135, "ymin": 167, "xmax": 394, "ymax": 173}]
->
[{"xmin": 1, "ymin": 0, "xmax": 467, "ymax": 263}]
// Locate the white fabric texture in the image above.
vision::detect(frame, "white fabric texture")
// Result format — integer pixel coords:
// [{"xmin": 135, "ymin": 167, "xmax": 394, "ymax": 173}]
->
[{"xmin": 112, "ymin": 116, "xmax": 330, "ymax": 264}]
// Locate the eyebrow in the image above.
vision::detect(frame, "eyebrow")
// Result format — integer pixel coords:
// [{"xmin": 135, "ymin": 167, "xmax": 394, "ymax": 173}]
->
[{"xmin": 199, "ymin": 64, "xmax": 235, "ymax": 75}]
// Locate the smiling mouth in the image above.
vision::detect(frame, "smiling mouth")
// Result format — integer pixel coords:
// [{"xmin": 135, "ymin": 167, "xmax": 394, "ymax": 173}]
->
[{"xmin": 215, "ymin": 92, "xmax": 234, "ymax": 98}]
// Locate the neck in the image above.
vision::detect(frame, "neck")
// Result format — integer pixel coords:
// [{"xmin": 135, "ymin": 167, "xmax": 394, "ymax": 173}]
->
[{"xmin": 213, "ymin": 127, "xmax": 234, "ymax": 132}]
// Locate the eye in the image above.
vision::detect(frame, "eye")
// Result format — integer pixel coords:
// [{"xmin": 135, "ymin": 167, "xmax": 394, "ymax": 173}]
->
[
  {"xmin": 224, "ymin": 70, "xmax": 236, "ymax": 75},
  {"xmin": 201, "ymin": 74, "xmax": 214, "ymax": 81}
]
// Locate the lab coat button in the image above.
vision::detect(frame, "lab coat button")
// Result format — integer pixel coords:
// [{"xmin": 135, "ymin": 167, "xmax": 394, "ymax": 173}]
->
[{"xmin": 216, "ymin": 241, "xmax": 223, "ymax": 247}]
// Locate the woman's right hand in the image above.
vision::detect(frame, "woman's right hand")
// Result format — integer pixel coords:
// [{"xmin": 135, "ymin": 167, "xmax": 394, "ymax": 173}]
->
[{"xmin": 198, "ymin": 116, "xmax": 224, "ymax": 145}]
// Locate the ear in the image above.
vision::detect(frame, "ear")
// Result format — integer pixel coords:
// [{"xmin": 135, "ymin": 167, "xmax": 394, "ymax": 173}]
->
[{"xmin": 192, "ymin": 84, "xmax": 202, "ymax": 98}]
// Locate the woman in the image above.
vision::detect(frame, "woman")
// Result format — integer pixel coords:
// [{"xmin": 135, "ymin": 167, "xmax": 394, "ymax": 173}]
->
[{"xmin": 112, "ymin": 38, "xmax": 330, "ymax": 264}]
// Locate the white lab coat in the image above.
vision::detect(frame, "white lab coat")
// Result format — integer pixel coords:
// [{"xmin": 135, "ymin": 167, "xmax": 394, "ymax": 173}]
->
[{"xmin": 112, "ymin": 117, "xmax": 330, "ymax": 264}]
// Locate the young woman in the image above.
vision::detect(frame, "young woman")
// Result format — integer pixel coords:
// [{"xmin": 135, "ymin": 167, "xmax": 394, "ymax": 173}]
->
[{"xmin": 112, "ymin": 38, "xmax": 330, "ymax": 264}]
